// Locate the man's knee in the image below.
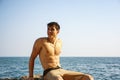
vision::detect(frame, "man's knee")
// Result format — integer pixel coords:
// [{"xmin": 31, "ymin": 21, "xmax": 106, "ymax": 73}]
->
[
  {"xmin": 44, "ymin": 75, "xmax": 63, "ymax": 80},
  {"xmin": 55, "ymin": 75, "xmax": 63, "ymax": 80},
  {"xmin": 83, "ymin": 74, "xmax": 94, "ymax": 80}
]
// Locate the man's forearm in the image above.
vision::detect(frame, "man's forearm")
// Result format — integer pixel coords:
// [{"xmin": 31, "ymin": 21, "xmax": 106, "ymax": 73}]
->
[{"xmin": 29, "ymin": 59, "xmax": 34, "ymax": 77}]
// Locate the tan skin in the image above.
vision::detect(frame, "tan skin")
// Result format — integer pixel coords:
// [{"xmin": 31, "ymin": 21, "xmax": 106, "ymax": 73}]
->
[
  {"xmin": 29, "ymin": 26, "xmax": 61, "ymax": 80},
  {"xmin": 29, "ymin": 25, "xmax": 94, "ymax": 80}
]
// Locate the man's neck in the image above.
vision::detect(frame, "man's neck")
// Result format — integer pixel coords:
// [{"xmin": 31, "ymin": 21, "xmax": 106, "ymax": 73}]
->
[{"xmin": 47, "ymin": 37, "xmax": 57, "ymax": 44}]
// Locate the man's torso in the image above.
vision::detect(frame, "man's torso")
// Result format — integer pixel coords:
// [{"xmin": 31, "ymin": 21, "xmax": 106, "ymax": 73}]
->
[{"xmin": 36, "ymin": 37, "xmax": 62, "ymax": 70}]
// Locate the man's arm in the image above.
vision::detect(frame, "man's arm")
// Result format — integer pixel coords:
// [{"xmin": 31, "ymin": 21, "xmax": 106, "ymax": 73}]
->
[{"xmin": 29, "ymin": 39, "xmax": 42, "ymax": 78}]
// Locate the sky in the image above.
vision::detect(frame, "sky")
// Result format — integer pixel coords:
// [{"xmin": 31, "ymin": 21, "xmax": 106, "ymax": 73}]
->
[{"xmin": 0, "ymin": 0, "xmax": 120, "ymax": 57}]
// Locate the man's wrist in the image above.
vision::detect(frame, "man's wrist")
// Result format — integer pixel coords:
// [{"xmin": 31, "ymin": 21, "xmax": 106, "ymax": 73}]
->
[{"xmin": 29, "ymin": 75, "xmax": 33, "ymax": 77}]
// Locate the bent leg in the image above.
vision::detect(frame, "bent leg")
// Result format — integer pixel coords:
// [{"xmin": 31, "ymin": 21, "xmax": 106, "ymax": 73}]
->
[
  {"xmin": 63, "ymin": 74, "xmax": 94, "ymax": 80},
  {"xmin": 61, "ymin": 69, "xmax": 94, "ymax": 80},
  {"xmin": 44, "ymin": 69, "xmax": 94, "ymax": 80},
  {"xmin": 44, "ymin": 75, "xmax": 63, "ymax": 80}
]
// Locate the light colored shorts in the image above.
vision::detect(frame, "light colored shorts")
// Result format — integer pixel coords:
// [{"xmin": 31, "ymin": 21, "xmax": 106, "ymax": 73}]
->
[{"xmin": 44, "ymin": 68, "xmax": 93, "ymax": 80}]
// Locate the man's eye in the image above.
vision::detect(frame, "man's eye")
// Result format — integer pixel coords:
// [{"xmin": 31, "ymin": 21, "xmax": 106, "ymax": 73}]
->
[{"xmin": 51, "ymin": 29, "xmax": 55, "ymax": 31}]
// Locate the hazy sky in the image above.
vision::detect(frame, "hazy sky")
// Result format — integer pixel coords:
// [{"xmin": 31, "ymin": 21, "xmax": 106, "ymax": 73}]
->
[{"xmin": 0, "ymin": 0, "xmax": 120, "ymax": 57}]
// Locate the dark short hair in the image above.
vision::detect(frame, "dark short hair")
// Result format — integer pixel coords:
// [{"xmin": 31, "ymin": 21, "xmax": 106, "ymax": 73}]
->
[{"xmin": 47, "ymin": 22, "xmax": 60, "ymax": 30}]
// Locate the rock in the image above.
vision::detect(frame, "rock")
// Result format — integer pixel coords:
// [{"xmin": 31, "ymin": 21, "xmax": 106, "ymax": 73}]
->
[
  {"xmin": 0, "ymin": 74, "xmax": 43, "ymax": 80},
  {"xmin": 0, "ymin": 74, "xmax": 91, "ymax": 80},
  {"xmin": 0, "ymin": 78, "xmax": 18, "ymax": 80},
  {"xmin": 20, "ymin": 74, "xmax": 43, "ymax": 80}
]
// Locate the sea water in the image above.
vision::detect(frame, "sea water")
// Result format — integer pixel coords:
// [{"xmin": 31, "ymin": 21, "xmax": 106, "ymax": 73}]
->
[{"xmin": 0, "ymin": 57, "xmax": 120, "ymax": 80}]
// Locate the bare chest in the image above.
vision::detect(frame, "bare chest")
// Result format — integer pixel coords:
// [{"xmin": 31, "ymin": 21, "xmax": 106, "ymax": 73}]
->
[{"xmin": 42, "ymin": 42, "xmax": 61, "ymax": 56}]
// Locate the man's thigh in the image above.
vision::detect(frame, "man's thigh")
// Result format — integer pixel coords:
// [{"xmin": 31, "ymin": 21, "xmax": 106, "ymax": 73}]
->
[
  {"xmin": 44, "ymin": 69, "xmax": 64, "ymax": 80},
  {"xmin": 44, "ymin": 69, "xmax": 93, "ymax": 80},
  {"xmin": 56, "ymin": 69, "xmax": 84, "ymax": 76},
  {"xmin": 60, "ymin": 69, "xmax": 94, "ymax": 80}
]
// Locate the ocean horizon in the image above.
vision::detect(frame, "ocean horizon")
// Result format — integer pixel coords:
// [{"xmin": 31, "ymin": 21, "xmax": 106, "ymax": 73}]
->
[{"xmin": 0, "ymin": 57, "xmax": 120, "ymax": 80}]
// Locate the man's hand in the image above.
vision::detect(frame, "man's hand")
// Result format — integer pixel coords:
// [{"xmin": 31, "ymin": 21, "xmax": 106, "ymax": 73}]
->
[{"xmin": 28, "ymin": 77, "xmax": 34, "ymax": 80}]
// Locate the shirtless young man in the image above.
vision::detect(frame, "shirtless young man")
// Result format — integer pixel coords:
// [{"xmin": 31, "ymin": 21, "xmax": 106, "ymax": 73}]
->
[{"xmin": 28, "ymin": 22, "xmax": 94, "ymax": 80}]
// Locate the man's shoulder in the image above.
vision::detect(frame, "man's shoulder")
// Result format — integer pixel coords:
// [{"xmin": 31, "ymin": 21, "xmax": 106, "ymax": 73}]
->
[
  {"xmin": 33, "ymin": 37, "xmax": 47, "ymax": 46},
  {"xmin": 35, "ymin": 37, "xmax": 47, "ymax": 43},
  {"xmin": 37, "ymin": 37, "xmax": 47, "ymax": 40}
]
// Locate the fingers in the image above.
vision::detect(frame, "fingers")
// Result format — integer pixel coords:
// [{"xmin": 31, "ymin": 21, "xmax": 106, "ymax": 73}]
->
[{"xmin": 28, "ymin": 77, "xmax": 34, "ymax": 80}]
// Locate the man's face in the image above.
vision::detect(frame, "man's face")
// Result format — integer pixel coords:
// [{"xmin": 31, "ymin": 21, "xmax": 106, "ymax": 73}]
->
[{"xmin": 47, "ymin": 26, "xmax": 59, "ymax": 38}]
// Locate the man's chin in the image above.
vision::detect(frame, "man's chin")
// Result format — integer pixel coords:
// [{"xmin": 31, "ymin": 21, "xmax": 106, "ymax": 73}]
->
[{"xmin": 48, "ymin": 36, "xmax": 54, "ymax": 39}]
